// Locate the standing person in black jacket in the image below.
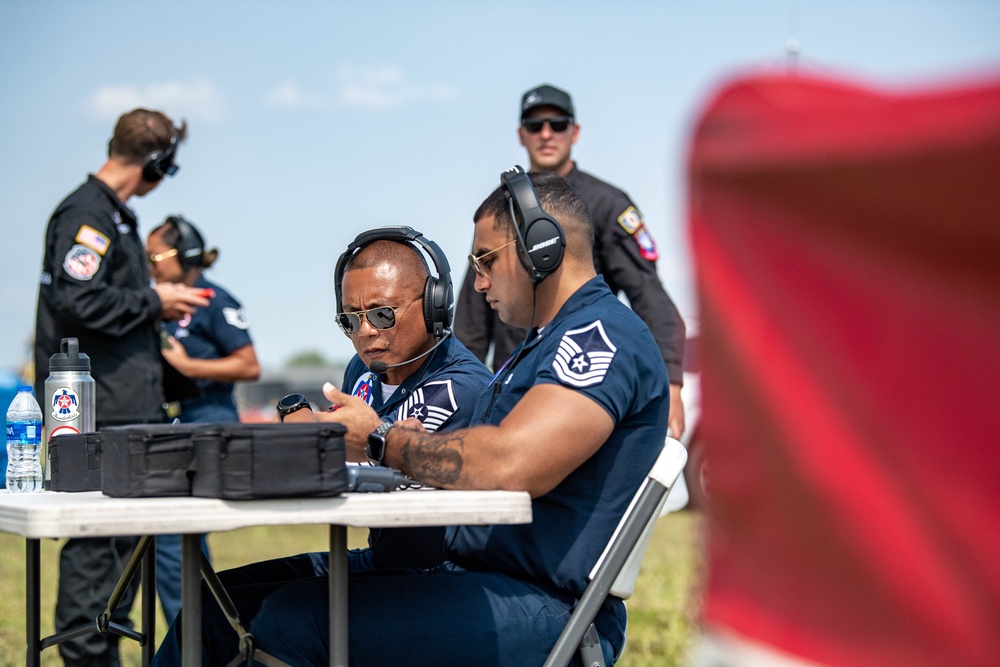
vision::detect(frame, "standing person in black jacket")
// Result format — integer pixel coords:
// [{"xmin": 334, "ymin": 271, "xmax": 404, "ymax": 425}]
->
[
  {"xmin": 454, "ymin": 83, "xmax": 687, "ymax": 437},
  {"xmin": 33, "ymin": 108, "xmax": 208, "ymax": 667}
]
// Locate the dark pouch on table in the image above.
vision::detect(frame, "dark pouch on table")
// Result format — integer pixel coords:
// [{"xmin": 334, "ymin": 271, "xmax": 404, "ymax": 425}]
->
[
  {"xmin": 191, "ymin": 423, "xmax": 349, "ymax": 499},
  {"xmin": 49, "ymin": 432, "xmax": 102, "ymax": 492},
  {"xmin": 100, "ymin": 424, "xmax": 197, "ymax": 497}
]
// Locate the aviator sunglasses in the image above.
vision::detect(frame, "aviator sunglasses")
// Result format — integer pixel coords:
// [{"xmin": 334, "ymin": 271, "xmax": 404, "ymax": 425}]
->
[
  {"xmin": 336, "ymin": 299, "xmax": 419, "ymax": 336},
  {"xmin": 521, "ymin": 116, "xmax": 574, "ymax": 134}
]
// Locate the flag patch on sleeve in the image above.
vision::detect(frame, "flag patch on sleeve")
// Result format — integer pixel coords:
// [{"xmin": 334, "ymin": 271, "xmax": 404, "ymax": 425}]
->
[
  {"xmin": 616, "ymin": 206, "xmax": 643, "ymax": 235},
  {"xmin": 552, "ymin": 321, "xmax": 617, "ymax": 388},
  {"xmin": 75, "ymin": 225, "xmax": 110, "ymax": 255},
  {"xmin": 392, "ymin": 379, "xmax": 458, "ymax": 432}
]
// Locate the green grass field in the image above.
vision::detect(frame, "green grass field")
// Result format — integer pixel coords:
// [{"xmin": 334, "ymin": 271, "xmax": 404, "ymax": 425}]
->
[{"xmin": 0, "ymin": 511, "xmax": 703, "ymax": 666}]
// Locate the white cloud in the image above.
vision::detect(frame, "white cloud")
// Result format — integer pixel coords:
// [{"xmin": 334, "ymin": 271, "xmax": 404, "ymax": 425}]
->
[
  {"xmin": 336, "ymin": 65, "xmax": 459, "ymax": 110},
  {"xmin": 85, "ymin": 79, "xmax": 229, "ymax": 123},
  {"xmin": 262, "ymin": 67, "xmax": 459, "ymax": 112},
  {"xmin": 262, "ymin": 82, "xmax": 335, "ymax": 109}
]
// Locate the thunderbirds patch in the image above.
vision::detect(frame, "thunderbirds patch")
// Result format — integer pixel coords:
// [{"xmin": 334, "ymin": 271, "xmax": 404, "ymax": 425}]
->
[
  {"xmin": 351, "ymin": 373, "xmax": 378, "ymax": 405},
  {"xmin": 552, "ymin": 321, "xmax": 617, "ymax": 388},
  {"xmin": 391, "ymin": 379, "xmax": 458, "ymax": 432},
  {"xmin": 63, "ymin": 244, "xmax": 101, "ymax": 280}
]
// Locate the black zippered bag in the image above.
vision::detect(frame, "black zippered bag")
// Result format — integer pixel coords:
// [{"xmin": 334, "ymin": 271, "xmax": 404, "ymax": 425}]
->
[
  {"xmin": 100, "ymin": 424, "xmax": 197, "ymax": 497},
  {"xmin": 191, "ymin": 423, "xmax": 349, "ymax": 499},
  {"xmin": 48, "ymin": 431, "xmax": 103, "ymax": 492}
]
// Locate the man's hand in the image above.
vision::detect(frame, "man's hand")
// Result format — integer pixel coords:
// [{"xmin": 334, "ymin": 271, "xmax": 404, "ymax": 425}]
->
[
  {"xmin": 161, "ymin": 334, "xmax": 192, "ymax": 374},
  {"xmin": 155, "ymin": 282, "xmax": 210, "ymax": 321},
  {"xmin": 668, "ymin": 383, "xmax": 686, "ymax": 440},
  {"xmin": 318, "ymin": 382, "xmax": 382, "ymax": 461}
]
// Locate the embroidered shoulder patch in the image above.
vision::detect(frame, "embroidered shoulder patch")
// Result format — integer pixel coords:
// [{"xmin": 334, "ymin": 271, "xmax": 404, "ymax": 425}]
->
[
  {"xmin": 634, "ymin": 227, "xmax": 659, "ymax": 261},
  {"xmin": 222, "ymin": 307, "xmax": 250, "ymax": 330},
  {"xmin": 63, "ymin": 244, "xmax": 101, "ymax": 281},
  {"xmin": 351, "ymin": 373, "xmax": 378, "ymax": 405},
  {"xmin": 75, "ymin": 225, "xmax": 110, "ymax": 255},
  {"xmin": 552, "ymin": 321, "xmax": 617, "ymax": 388},
  {"xmin": 392, "ymin": 379, "xmax": 458, "ymax": 432},
  {"xmin": 616, "ymin": 206, "xmax": 643, "ymax": 235}
]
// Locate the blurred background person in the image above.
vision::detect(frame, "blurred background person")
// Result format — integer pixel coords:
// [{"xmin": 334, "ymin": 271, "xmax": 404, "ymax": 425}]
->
[
  {"xmin": 145, "ymin": 214, "xmax": 260, "ymax": 624},
  {"xmin": 454, "ymin": 83, "xmax": 687, "ymax": 439}
]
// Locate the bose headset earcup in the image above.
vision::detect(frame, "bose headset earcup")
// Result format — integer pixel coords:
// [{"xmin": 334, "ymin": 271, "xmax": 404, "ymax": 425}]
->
[
  {"xmin": 168, "ymin": 215, "xmax": 205, "ymax": 271},
  {"xmin": 142, "ymin": 133, "xmax": 179, "ymax": 183},
  {"xmin": 500, "ymin": 166, "xmax": 565, "ymax": 283},
  {"xmin": 335, "ymin": 226, "xmax": 454, "ymax": 341}
]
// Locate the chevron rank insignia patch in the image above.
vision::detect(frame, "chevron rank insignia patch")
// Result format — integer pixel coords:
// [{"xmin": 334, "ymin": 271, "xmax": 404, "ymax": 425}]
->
[
  {"xmin": 552, "ymin": 320, "xmax": 617, "ymax": 388},
  {"xmin": 391, "ymin": 379, "xmax": 458, "ymax": 432}
]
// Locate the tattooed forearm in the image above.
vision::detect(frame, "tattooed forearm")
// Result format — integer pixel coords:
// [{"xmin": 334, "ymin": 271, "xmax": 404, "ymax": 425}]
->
[{"xmin": 399, "ymin": 430, "xmax": 465, "ymax": 486}]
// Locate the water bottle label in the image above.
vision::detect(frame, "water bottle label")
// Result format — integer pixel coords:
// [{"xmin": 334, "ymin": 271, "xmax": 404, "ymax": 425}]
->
[
  {"xmin": 50, "ymin": 386, "xmax": 82, "ymax": 422},
  {"xmin": 6, "ymin": 422, "xmax": 41, "ymax": 443}
]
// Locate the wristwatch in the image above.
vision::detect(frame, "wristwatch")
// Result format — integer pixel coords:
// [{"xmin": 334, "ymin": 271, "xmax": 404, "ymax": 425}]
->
[
  {"xmin": 365, "ymin": 418, "xmax": 394, "ymax": 465},
  {"xmin": 276, "ymin": 393, "xmax": 312, "ymax": 421}
]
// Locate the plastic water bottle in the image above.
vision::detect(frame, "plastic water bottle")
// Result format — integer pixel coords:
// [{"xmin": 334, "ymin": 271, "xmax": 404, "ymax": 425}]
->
[{"xmin": 6, "ymin": 386, "xmax": 44, "ymax": 493}]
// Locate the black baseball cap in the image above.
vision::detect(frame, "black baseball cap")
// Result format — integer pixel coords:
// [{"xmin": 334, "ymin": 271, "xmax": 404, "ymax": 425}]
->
[{"xmin": 520, "ymin": 84, "xmax": 574, "ymax": 120}]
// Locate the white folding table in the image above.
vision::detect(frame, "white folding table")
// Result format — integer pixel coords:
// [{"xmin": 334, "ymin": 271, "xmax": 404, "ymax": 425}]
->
[{"xmin": 0, "ymin": 489, "xmax": 532, "ymax": 667}]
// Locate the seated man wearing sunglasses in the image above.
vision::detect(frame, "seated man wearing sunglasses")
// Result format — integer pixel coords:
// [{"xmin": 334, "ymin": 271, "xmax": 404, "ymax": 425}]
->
[
  {"xmin": 454, "ymin": 82, "xmax": 688, "ymax": 441},
  {"xmin": 151, "ymin": 230, "xmax": 491, "ymax": 666}
]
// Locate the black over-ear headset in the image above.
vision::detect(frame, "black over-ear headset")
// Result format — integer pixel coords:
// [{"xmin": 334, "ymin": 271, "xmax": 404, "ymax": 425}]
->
[
  {"xmin": 500, "ymin": 165, "xmax": 565, "ymax": 284},
  {"xmin": 334, "ymin": 226, "xmax": 454, "ymax": 341},
  {"xmin": 142, "ymin": 133, "xmax": 180, "ymax": 183},
  {"xmin": 166, "ymin": 215, "xmax": 205, "ymax": 271}
]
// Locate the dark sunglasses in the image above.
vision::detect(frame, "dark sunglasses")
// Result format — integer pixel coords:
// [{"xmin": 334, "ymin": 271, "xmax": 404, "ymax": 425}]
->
[
  {"xmin": 521, "ymin": 116, "xmax": 574, "ymax": 134},
  {"xmin": 335, "ymin": 299, "xmax": 419, "ymax": 336}
]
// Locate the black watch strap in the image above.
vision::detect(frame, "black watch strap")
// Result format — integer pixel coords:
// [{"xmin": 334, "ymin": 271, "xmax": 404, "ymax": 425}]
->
[{"xmin": 276, "ymin": 393, "xmax": 311, "ymax": 421}]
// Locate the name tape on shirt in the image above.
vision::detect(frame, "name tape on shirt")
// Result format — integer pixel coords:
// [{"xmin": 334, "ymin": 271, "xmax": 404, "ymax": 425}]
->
[
  {"xmin": 75, "ymin": 225, "xmax": 110, "ymax": 255},
  {"xmin": 391, "ymin": 379, "xmax": 459, "ymax": 432},
  {"xmin": 616, "ymin": 206, "xmax": 659, "ymax": 262},
  {"xmin": 552, "ymin": 320, "xmax": 617, "ymax": 388}
]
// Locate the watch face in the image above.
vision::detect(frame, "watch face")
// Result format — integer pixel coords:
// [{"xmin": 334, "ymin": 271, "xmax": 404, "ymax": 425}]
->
[{"xmin": 277, "ymin": 393, "xmax": 309, "ymax": 415}]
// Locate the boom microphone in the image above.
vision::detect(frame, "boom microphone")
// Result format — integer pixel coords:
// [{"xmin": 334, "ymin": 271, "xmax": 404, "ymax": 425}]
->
[{"xmin": 368, "ymin": 331, "xmax": 452, "ymax": 374}]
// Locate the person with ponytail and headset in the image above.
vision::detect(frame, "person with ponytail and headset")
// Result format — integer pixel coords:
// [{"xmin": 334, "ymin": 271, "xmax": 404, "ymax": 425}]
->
[
  {"xmin": 152, "ymin": 171, "xmax": 669, "ymax": 667},
  {"xmin": 145, "ymin": 215, "xmax": 260, "ymax": 625}
]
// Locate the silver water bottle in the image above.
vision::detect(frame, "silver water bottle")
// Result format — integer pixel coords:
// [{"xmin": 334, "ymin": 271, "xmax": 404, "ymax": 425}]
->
[{"xmin": 44, "ymin": 338, "xmax": 96, "ymax": 485}]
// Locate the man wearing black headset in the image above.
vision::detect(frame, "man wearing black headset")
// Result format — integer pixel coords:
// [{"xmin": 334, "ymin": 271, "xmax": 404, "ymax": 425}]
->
[
  {"xmin": 455, "ymin": 83, "xmax": 687, "ymax": 439},
  {"xmin": 158, "ymin": 172, "xmax": 669, "ymax": 666},
  {"xmin": 34, "ymin": 108, "xmax": 208, "ymax": 667}
]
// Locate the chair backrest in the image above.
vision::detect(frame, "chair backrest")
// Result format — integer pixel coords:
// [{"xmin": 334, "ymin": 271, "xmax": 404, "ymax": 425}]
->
[{"xmin": 590, "ymin": 437, "xmax": 688, "ymax": 599}]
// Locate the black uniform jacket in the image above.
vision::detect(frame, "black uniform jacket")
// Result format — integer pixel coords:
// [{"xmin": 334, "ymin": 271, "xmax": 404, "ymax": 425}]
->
[
  {"xmin": 34, "ymin": 175, "xmax": 165, "ymax": 424},
  {"xmin": 454, "ymin": 164, "xmax": 686, "ymax": 383}
]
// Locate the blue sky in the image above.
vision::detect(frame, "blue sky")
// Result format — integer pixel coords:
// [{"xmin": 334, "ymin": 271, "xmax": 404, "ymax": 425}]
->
[{"xmin": 2, "ymin": 0, "xmax": 998, "ymax": 376}]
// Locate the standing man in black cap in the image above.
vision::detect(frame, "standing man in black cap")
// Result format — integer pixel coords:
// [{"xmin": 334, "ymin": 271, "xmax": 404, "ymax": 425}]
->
[{"xmin": 454, "ymin": 83, "xmax": 687, "ymax": 438}]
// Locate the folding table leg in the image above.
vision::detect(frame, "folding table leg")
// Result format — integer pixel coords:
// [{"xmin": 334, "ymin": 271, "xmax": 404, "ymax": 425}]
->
[
  {"xmin": 26, "ymin": 538, "xmax": 41, "ymax": 667},
  {"xmin": 329, "ymin": 526, "xmax": 348, "ymax": 667}
]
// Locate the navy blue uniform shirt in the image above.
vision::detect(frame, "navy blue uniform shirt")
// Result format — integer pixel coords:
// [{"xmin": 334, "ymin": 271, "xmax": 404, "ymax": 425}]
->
[
  {"xmin": 447, "ymin": 276, "xmax": 669, "ymax": 596},
  {"xmin": 341, "ymin": 333, "xmax": 491, "ymax": 432},
  {"xmin": 165, "ymin": 275, "xmax": 253, "ymax": 400}
]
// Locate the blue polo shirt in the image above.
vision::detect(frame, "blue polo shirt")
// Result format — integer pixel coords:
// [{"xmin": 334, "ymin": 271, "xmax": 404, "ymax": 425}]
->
[
  {"xmin": 446, "ymin": 276, "xmax": 670, "ymax": 596},
  {"xmin": 166, "ymin": 275, "xmax": 253, "ymax": 400},
  {"xmin": 341, "ymin": 334, "xmax": 491, "ymax": 432}
]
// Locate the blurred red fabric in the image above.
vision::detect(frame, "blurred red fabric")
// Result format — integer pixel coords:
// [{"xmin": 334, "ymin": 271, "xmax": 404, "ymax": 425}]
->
[{"xmin": 689, "ymin": 71, "xmax": 1000, "ymax": 667}]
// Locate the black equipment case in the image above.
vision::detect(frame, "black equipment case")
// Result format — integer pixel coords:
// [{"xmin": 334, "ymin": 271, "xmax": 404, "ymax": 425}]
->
[
  {"xmin": 100, "ymin": 424, "xmax": 198, "ymax": 497},
  {"xmin": 191, "ymin": 423, "xmax": 349, "ymax": 499}
]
